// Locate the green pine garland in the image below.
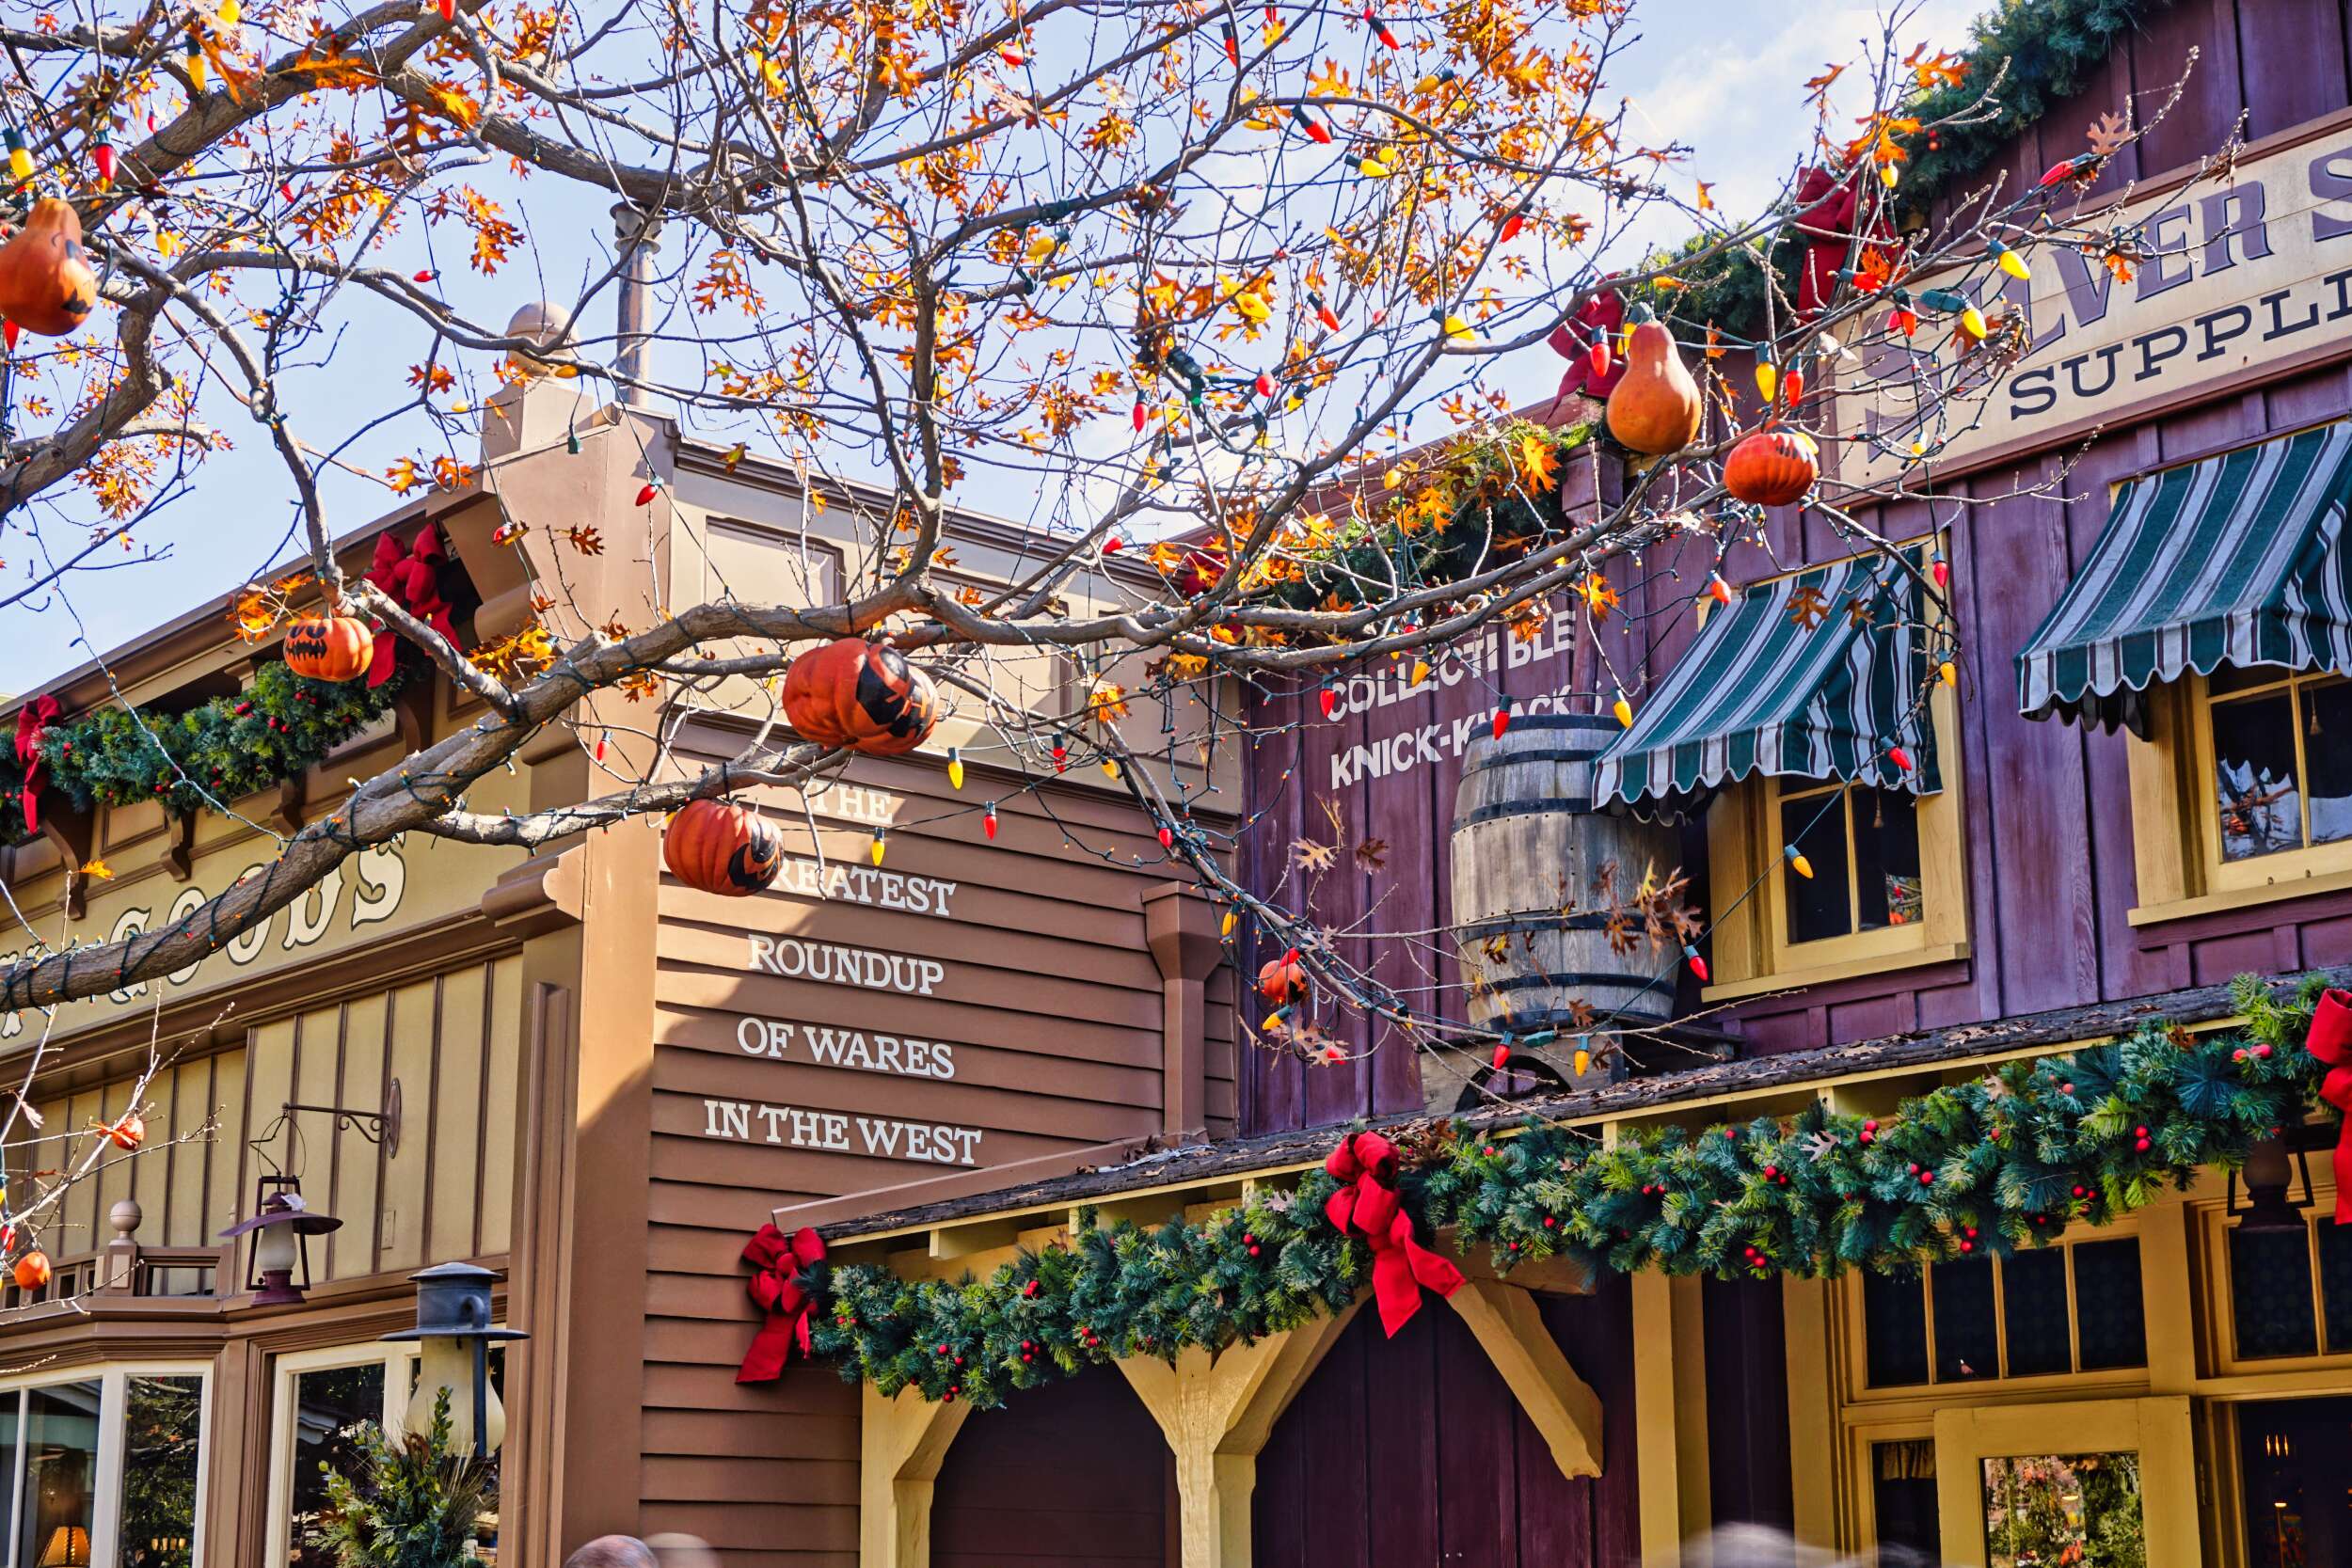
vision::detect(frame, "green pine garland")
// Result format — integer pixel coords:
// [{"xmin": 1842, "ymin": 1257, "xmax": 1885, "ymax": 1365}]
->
[
  {"xmin": 0, "ymin": 658, "xmax": 410, "ymax": 844},
  {"xmin": 805, "ymin": 972, "xmax": 2324, "ymax": 1408}
]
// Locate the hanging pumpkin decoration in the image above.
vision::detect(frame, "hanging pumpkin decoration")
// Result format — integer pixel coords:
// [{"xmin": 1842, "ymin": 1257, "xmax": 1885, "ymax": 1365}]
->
[
  {"xmin": 1258, "ymin": 952, "xmax": 1307, "ymax": 1002},
  {"xmin": 1722, "ymin": 429, "xmax": 1821, "ymax": 508},
  {"xmin": 663, "ymin": 799, "xmax": 784, "ymax": 896},
  {"xmin": 11, "ymin": 1250, "xmax": 50, "ymax": 1291},
  {"xmin": 0, "ymin": 198, "xmax": 98, "ymax": 338},
  {"xmin": 781, "ymin": 639, "xmax": 941, "ymax": 756},
  {"xmin": 103, "ymin": 1112, "xmax": 145, "ymax": 1151},
  {"xmin": 282, "ymin": 612, "xmax": 373, "ymax": 682},
  {"xmin": 1604, "ymin": 321, "xmax": 1703, "ymax": 455}
]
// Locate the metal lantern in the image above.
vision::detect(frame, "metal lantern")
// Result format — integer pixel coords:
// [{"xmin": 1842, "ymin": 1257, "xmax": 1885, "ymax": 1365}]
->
[
  {"xmin": 386, "ymin": 1261, "xmax": 528, "ymax": 1461},
  {"xmin": 218, "ymin": 1176, "xmax": 342, "ymax": 1306},
  {"xmin": 2230, "ymin": 1132, "xmax": 2316, "ymax": 1234}
]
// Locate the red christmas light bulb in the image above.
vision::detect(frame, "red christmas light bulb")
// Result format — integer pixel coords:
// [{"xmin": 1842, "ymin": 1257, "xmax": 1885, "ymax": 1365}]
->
[
  {"xmin": 413, "ymin": 268, "xmax": 437, "ymax": 283},
  {"xmin": 1491, "ymin": 705, "xmax": 1509, "ymax": 739},
  {"xmin": 1498, "ymin": 213, "xmax": 1524, "ymax": 243},
  {"xmin": 1157, "ymin": 826, "xmax": 1174, "ymax": 850},
  {"xmin": 1253, "ymin": 372, "xmax": 1275, "ymax": 398},
  {"xmin": 92, "ymin": 141, "xmax": 115, "ymax": 188},
  {"xmin": 1708, "ymin": 573, "xmax": 1733, "ymax": 606},
  {"xmin": 1363, "ymin": 9, "xmax": 1400, "ymax": 47},
  {"xmin": 1319, "ymin": 688, "xmax": 1338, "ymax": 719},
  {"xmin": 1931, "ymin": 553, "xmax": 1949, "ymax": 588},
  {"xmin": 635, "ymin": 481, "xmax": 659, "ymax": 506},
  {"xmin": 1490, "ymin": 1042, "xmax": 1512, "ymax": 1070},
  {"xmin": 1311, "ymin": 292, "xmax": 1341, "ymax": 332},
  {"xmin": 1887, "ymin": 744, "xmax": 1915, "ymax": 772},
  {"xmin": 1103, "ymin": 535, "xmax": 1121, "ymax": 553},
  {"xmin": 999, "ymin": 44, "xmax": 1026, "ymax": 66},
  {"xmin": 983, "ymin": 803, "xmax": 998, "ymax": 840},
  {"xmin": 1586, "ymin": 340, "xmax": 1611, "ymax": 379},
  {"xmin": 1132, "ymin": 397, "xmax": 1148, "ymax": 432},
  {"xmin": 1220, "ymin": 21, "xmax": 1240, "ymax": 64},
  {"xmin": 1683, "ymin": 944, "xmax": 1708, "ymax": 982}
]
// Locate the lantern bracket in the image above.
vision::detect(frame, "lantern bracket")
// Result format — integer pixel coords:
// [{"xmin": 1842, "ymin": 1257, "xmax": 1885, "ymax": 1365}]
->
[{"xmin": 281, "ymin": 1077, "xmax": 402, "ymax": 1159}]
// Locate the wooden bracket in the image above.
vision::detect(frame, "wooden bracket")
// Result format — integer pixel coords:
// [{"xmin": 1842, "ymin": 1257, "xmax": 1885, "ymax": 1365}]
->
[
  {"xmin": 272, "ymin": 769, "xmax": 307, "ymax": 835},
  {"xmin": 860, "ymin": 1386, "xmax": 974, "ymax": 1568},
  {"xmin": 1446, "ymin": 1278, "xmax": 1604, "ymax": 1479},
  {"xmin": 162, "ymin": 807, "xmax": 197, "ymax": 881},
  {"xmin": 392, "ymin": 676, "xmax": 434, "ymax": 756},
  {"xmin": 37, "ymin": 804, "xmax": 96, "ymax": 920},
  {"xmin": 1116, "ymin": 1302, "xmax": 1361, "ymax": 1568}
]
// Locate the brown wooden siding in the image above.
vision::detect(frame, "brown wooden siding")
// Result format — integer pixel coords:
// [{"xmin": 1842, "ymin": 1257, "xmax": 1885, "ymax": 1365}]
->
[
  {"xmin": 931, "ymin": 1366, "xmax": 1171, "ymax": 1568},
  {"xmin": 17, "ymin": 953, "xmax": 522, "ymax": 1281},
  {"xmin": 640, "ymin": 742, "xmax": 1235, "ymax": 1558}
]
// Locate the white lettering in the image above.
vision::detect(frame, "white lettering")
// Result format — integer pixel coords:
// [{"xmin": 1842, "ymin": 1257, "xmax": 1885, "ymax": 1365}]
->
[
  {"xmin": 283, "ymin": 866, "xmax": 344, "ymax": 949},
  {"xmin": 349, "ymin": 844, "xmax": 405, "ymax": 927},
  {"xmin": 705, "ymin": 1098, "xmax": 753, "ymax": 1140},
  {"xmin": 747, "ymin": 936, "xmax": 946, "ymax": 996}
]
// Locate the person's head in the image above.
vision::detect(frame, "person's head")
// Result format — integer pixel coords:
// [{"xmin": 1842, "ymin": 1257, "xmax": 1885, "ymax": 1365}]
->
[
  {"xmin": 564, "ymin": 1536, "xmax": 659, "ymax": 1568},
  {"xmin": 645, "ymin": 1534, "xmax": 722, "ymax": 1568}
]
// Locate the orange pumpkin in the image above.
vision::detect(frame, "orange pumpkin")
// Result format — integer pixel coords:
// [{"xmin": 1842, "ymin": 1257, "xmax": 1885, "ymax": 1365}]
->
[
  {"xmin": 12, "ymin": 1250, "xmax": 50, "ymax": 1291},
  {"xmin": 0, "ymin": 198, "xmax": 99, "ymax": 339},
  {"xmin": 782, "ymin": 639, "xmax": 941, "ymax": 756},
  {"xmin": 1722, "ymin": 428, "xmax": 1820, "ymax": 508},
  {"xmin": 1604, "ymin": 321, "xmax": 1703, "ymax": 455},
  {"xmin": 1258, "ymin": 954, "xmax": 1307, "ymax": 1002},
  {"xmin": 283, "ymin": 613, "xmax": 373, "ymax": 682},
  {"xmin": 665, "ymin": 799, "xmax": 783, "ymax": 896},
  {"xmin": 103, "ymin": 1113, "xmax": 145, "ymax": 1152}
]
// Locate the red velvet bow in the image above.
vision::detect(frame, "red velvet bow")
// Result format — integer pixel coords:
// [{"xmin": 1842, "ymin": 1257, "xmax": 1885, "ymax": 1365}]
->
[
  {"xmin": 738, "ymin": 1222, "xmax": 828, "ymax": 1383},
  {"xmin": 1790, "ymin": 166, "xmax": 1889, "ymax": 318},
  {"xmin": 14, "ymin": 694, "xmax": 60, "ymax": 834},
  {"xmin": 363, "ymin": 523, "xmax": 455, "ymax": 688},
  {"xmin": 1324, "ymin": 1131, "xmax": 1463, "ymax": 1337},
  {"xmin": 2306, "ymin": 990, "xmax": 2352, "ymax": 1224},
  {"xmin": 1547, "ymin": 289, "xmax": 1626, "ymax": 403}
]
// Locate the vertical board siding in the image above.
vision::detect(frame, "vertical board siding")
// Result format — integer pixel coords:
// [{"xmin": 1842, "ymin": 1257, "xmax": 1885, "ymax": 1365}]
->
[
  {"xmin": 930, "ymin": 1366, "xmax": 1169, "ymax": 1568},
  {"xmin": 12, "ymin": 954, "xmax": 522, "ymax": 1280},
  {"xmin": 1701, "ymin": 1275, "xmax": 1794, "ymax": 1532},
  {"xmin": 1251, "ymin": 1275, "xmax": 1639, "ymax": 1567}
]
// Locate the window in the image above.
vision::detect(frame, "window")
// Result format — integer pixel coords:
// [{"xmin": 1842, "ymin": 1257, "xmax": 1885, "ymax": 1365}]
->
[
  {"xmin": 1862, "ymin": 1240, "xmax": 2147, "ymax": 1388},
  {"xmin": 2223, "ymin": 1210, "xmax": 2352, "ymax": 1362},
  {"xmin": 1778, "ymin": 784, "xmax": 1925, "ymax": 944},
  {"xmin": 268, "ymin": 1341, "xmax": 505, "ymax": 1567},
  {"xmin": 0, "ymin": 1368, "xmax": 208, "ymax": 1568},
  {"xmin": 2125, "ymin": 669, "xmax": 2352, "ymax": 922},
  {"xmin": 2234, "ymin": 1394, "xmax": 2352, "ymax": 1568}
]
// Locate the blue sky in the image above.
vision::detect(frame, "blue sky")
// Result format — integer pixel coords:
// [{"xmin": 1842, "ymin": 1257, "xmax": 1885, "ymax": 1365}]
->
[{"xmin": 0, "ymin": 0, "xmax": 1985, "ymax": 695}]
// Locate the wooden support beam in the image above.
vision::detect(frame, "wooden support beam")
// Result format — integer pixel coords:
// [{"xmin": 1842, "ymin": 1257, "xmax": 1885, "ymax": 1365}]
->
[
  {"xmin": 860, "ymin": 1386, "xmax": 973, "ymax": 1568},
  {"xmin": 1631, "ymin": 1272, "xmax": 1710, "ymax": 1567},
  {"xmin": 1446, "ymin": 1278, "xmax": 1603, "ymax": 1479},
  {"xmin": 1117, "ymin": 1304, "xmax": 1361, "ymax": 1568},
  {"xmin": 1780, "ymin": 1276, "xmax": 1837, "ymax": 1550}
]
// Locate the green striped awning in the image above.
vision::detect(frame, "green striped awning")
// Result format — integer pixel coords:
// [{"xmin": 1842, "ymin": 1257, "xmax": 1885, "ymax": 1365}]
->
[
  {"xmin": 1594, "ymin": 552, "xmax": 1941, "ymax": 811},
  {"xmin": 2017, "ymin": 422, "xmax": 2352, "ymax": 734}
]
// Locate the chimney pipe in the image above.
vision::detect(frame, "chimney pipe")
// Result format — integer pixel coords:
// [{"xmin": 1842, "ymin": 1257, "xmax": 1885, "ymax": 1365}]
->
[{"xmin": 611, "ymin": 202, "xmax": 664, "ymax": 405}]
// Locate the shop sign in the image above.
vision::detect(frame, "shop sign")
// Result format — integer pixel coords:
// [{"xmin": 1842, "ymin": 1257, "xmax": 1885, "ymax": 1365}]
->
[
  {"xmin": 1325, "ymin": 614, "xmax": 1577, "ymax": 793},
  {"xmin": 1833, "ymin": 121, "xmax": 2352, "ymax": 484},
  {"xmin": 698, "ymin": 1098, "xmax": 983, "ymax": 1166}
]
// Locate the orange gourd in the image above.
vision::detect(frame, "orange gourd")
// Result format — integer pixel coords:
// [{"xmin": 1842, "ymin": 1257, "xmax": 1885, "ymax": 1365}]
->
[
  {"xmin": 1722, "ymin": 429, "xmax": 1820, "ymax": 508},
  {"xmin": 1258, "ymin": 955, "xmax": 1306, "ymax": 1002},
  {"xmin": 664, "ymin": 799, "xmax": 783, "ymax": 896},
  {"xmin": 1604, "ymin": 321, "xmax": 1703, "ymax": 455},
  {"xmin": 283, "ymin": 613, "xmax": 373, "ymax": 682},
  {"xmin": 782, "ymin": 639, "xmax": 941, "ymax": 756},
  {"xmin": 0, "ymin": 199, "xmax": 99, "ymax": 339},
  {"xmin": 12, "ymin": 1250, "xmax": 50, "ymax": 1291}
]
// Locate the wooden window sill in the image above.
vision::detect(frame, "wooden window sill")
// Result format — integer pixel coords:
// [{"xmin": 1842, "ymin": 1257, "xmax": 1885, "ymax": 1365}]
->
[
  {"xmin": 2130, "ymin": 865, "xmax": 2352, "ymax": 927},
  {"xmin": 1700, "ymin": 941, "xmax": 1970, "ymax": 1004}
]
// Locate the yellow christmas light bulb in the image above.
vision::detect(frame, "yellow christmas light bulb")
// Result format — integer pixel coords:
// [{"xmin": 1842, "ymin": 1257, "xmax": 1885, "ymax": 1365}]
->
[
  {"xmin": 1959, "ymin": 305, "xmax": 1989, "ymax": 338},
  {"xmin": 1410, "ymin": 659, "xmax": 1430, "ymax": 686},
  {"xmin": 946, "ymin": 748, "xmax": 964, "ymax": 790},
  {"xmin": 1879, "ymin": 161, "xmax": 1899, "ymax": 188},
  {"xmin": 218, "ymin": 0, "xmax": 240, "ymax": 24},
  {"xmin": 1940, "ymin": 659, "xmax": 1958, "ymax": 688},
  {"xmin": 1220, "ymin": 911, "xmax": 1237, "ymax": 938},
  {"xmin": 1754, "ymin": 360, "xmax": 1777, "ymax": 403},
  {"xmin": 1572, "ymin": 1048, "xmax": 1591, "ymax": 1077},
  {"xmin": 5, "ymin": 146, "xmax": 28, "ymax": 184},
  {"xmin": 1612, "ymin": 689, "xmax": 1633, "ymax": 728},
  {"xmin": 1440, "ymin": 313, "xmax": 1473, "ymax": 341},
  {"xmin": 1024, "ymin": 230, "xmax": 1058, "ymax": 266},
  {"xmin": 869, "ymin": 830, "xmax": 886, "ymax": 867},
  {"xmin": 1994, "ymin": 243, "xmax": 2030, "ymax": 281},
  {"xmin": 1785, "ymin": 845, "xmax": 1814, "ymax": 879},
  {"xmin": 1101, "ymin": 757, "xmax": 1121, "ymax": 780}
]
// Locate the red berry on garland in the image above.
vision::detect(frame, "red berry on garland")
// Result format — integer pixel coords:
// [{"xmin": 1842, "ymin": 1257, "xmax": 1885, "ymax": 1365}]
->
[
  {"xmin": 1763, "ymin": 1164, "xmax": 1778, "ymax": 1180},
  {"xmin": 2255, "ymin": 1043, "xmax": 2273, "ymax": 1057},
  {"xmin": 1024, "ymin": 1279, "xmax": 1039, "ymax": 1296},
  {"xmin": 1964, "ymin": 1227, "xmax": 1977, "ymax": 1238},
  {"xmin": 1543, "ymin": 1215, "xmax": 1556, "ymax": 1227},
  {"xmin": 1483, "ymin": 1146, "xmax": 1495, "ymax": 1157},
  {"xmin": 935, "ymin": 1344, "xmax": 947, "ymax": 1355},
  {"xmin": 2235, "ymin": 1049, "xmax": 2249, "ymax": 1061},
  {"xmin": 1023, "ymin": 1353, "xmax": 1033, "ymax": 1362},
  {"xmin": 1960, "ymin": 1239, "xmax": 1973, "ymax": 1253},
  {"xmin": 1248, "ymin": 1244, "xmax": 1260, "ymax": 1256},
  {"xmin": 1919, "ymin": 1171, "xmax": 1933, "ymax": 1185},
  {"xmin": 2072, "ymin": 1185, "xmax": 2087, "ymax": 1198},
  {"xmin": 2136, "ymin": 1137, "xmax": 2151, "ymax": 1151},
  {"xmin": 2062, "ymin": 1083, "xmax": 2074, "ymax": 1095}
]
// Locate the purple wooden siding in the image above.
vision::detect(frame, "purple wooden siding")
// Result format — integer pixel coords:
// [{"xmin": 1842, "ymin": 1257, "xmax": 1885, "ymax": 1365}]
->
[
  {"xmin": 1702, "ymin": 1275, "xmax": 1795, "ymax": 1532},
  {"xmin": 930, "ymin": 1364, "xmax": 1173, "ymax": 1568},
  {"xmin": 1251, "ymin": 1275, "xmax": 1642, "ymax": 1568},
  {"xmin": 1234, "ymin": 0, "xmax": 2352, "ymax": 1131}
]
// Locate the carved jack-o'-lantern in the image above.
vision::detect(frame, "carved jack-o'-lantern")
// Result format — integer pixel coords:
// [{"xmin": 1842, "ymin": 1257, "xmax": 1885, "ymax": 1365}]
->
[
  {"xmin": 11, "ymin": 1250, "xmax": 51, "ymax": 1291},
  {"xmin": 0, "ymin": 199, "xmax": 99, "ymax": 339},
  {"xmin": 781, "ymin": 639, "xmax": 941, "ymax": 757},
  {"xmin": 1258, "ymin": 954, "xmax": 1307, "ymax": 1003},
  {"xmin": 664, "ymin": 799, "xmax": 784, "ymax": 896},
  {"xmin": 283, "ymin": 614, "xmax": 373, "ymax": 682}
]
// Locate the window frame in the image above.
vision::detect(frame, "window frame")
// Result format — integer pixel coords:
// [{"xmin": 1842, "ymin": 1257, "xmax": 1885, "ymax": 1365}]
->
[
  {"xmin": 1699, "ymin": 537, "xmax": 1970, "ymax": 999},
  {"xmin": 2193, "ymin": 667, "xmax": 2352, "ymax": 892},
  {"xmin": 1931, "ymin": 1396, "xmax": 2198, "ymax": 1568},
  {"xmin": 0, "ymin": 1360, "xmax": 212, "ymax": 1568},
  {"xmin": 265, "ymin": 1336, "xmax": 507, "ymax": 1566},
  {"xmin": 1840, "ymin": 1226, "xmax": 2153, "ymax": 1402}
]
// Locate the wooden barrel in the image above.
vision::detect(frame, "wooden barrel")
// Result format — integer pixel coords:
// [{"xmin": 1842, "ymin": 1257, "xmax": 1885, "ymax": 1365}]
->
[{"xmin": 1438, "ymin": 714, "xmax": 1682, "ymax": 1106}]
